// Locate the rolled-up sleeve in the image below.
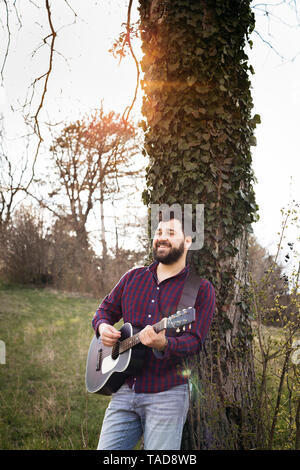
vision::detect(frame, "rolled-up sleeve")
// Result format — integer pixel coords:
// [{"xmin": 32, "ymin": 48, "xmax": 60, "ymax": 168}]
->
[{"xmin": 92, "ymin": 272, "xmax": 128, "ymax": 337}]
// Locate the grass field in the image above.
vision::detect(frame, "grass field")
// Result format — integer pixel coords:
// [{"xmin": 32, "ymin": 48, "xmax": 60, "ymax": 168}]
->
[
  {"xmin": 0, "ymin": 282, "xmax": 298, "ymax": 450},
  {"xmin": 0, "ymin": 281, "xmax": 110, "ymax": 450}
]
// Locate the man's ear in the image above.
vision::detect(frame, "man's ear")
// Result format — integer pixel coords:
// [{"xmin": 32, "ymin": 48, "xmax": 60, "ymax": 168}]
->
[{"xmin": 185, "ymin": 235, "xmax": 192, "ymax": 249}]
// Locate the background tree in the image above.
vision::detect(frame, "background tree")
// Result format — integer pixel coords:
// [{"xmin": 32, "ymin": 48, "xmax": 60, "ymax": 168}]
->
[
  {"xmin": 47, "ymin": 106, "xmax": 139, "ymax": 246},
  {"xmin": 0, "ymin": 123, "xmax": 36, "ymax": 268},
  {"xmin": 247, "ymin": 206, "xmax": 300, "ymax": 449},
  {"xmin": 38, "ymin": 106, "xmax": 142, "ymax": 290},
  {"xmin": 0, "ymin": 205, "xmax": 51, "ymax": 285},
  {"xmin": 248, "ymin": 235, "xmax": 293, "ymax": 326},
  {"xmin": 0, "ymin": 126, "xmax": 32, "ymax": 231},
  {"xmin": 139, "ymin": 0, "xmax": 259, "ymax": 449}
]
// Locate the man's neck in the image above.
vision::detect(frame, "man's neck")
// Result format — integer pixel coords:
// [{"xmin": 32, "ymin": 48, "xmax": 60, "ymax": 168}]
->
[{"xmin": 156, "ymin": 258, "xmax": 187, "ymax": 284}]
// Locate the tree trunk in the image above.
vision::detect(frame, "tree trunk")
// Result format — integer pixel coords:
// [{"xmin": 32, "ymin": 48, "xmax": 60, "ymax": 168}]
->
[
  {"xmin": 99, "ymin": 179, "xmax": 108, "ymax": 289},
  {"xmin": 139, "ymin": 0, "xmax": 259, "ymax": 449},
  {"xmin": 295, "ymin": 396, "xmax": 300, "ymax": 450},
  {"xmin": 100, "ymin": 194, "xmax": 107, "ymax": 261}
]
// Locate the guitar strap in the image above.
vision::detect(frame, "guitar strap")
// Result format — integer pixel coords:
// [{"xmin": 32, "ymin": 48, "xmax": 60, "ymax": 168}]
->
[
  {"xmin": 176, "ymin": 269, "xmax": 200, "ymax": 311},
  {"xmin": 165, "ymin": 267, "xmax": 200, "ymax": 337}
]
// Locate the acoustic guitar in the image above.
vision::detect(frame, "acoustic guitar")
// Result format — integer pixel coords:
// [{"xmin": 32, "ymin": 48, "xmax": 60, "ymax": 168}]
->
[{"xmin": 85, "ymin": 307, "xmax": 195, "ymax": 395}]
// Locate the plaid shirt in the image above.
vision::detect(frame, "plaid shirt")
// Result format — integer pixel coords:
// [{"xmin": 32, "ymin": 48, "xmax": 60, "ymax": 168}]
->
[{"xmin": 92, "ymin": 261, "xmax": 215, "ymax": 393}]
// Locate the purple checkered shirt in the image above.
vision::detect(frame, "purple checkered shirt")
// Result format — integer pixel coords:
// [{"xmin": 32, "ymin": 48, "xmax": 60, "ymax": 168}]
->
[{"xmin": 92, "ymin": 261, "xmax": 215, "ymax": 393}]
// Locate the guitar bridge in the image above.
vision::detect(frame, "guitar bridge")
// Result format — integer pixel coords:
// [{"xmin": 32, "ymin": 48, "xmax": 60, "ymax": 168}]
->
[{"xmin": 96, "ymin": 349, "xmax": 102, "ymax": 371}]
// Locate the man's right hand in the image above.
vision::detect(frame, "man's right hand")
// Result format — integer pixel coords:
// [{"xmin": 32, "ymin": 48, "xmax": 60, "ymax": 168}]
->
[{"xmin": 98, "ymin": 323, "xmax": 121, "ymax": 347}]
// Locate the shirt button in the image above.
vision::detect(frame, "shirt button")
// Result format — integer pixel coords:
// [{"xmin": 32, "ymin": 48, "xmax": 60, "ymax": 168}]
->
[
  {"xmin": 148, "ymin": 314, "xmax": 152, "ymax": 318},
  {"xmin": 157, "ymin": 287, "xmax": 159, "ymax": 290},
  {"xmin": 151, "ymin": 299, "xmax": 155, "ymax": 303}
]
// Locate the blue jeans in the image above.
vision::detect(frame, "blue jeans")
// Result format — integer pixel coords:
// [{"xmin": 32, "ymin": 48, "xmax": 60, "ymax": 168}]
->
[{"xmin": 97, "ymin": 383, "xmax": 189, "ymax": 450}]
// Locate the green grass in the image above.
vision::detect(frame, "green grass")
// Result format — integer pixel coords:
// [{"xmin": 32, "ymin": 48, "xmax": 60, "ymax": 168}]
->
[
  {"xmin": 0, "ymin": 281, "xmax": 110, "ymax": 450},
  {"xmin": 1, "ymin": 282, "xmax": 297, "ymax": 450}
]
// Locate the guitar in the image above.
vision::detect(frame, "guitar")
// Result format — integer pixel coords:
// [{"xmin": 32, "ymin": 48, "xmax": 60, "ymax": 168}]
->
[{"xmin": 85, "ymin": 307, "xmax": 195, "ymax": 395}]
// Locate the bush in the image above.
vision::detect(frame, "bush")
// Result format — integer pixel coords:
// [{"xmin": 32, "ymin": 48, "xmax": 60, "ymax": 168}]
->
[
  {"xmin": 0, "ymin": 206, "xmax": 51, "ymax": 285},
  {"xmin": 0, "ymin": 207, "xmax": 146, "ymax": 296}
]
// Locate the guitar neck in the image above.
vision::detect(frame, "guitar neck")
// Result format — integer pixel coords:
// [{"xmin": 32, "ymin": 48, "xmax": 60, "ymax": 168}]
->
[{"xmin": 119, "ymin": 318, "xmax": 167, "ymax": 354}]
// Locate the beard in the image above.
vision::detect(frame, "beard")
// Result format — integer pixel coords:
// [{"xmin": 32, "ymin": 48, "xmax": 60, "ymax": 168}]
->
[{"xmin": 153, "ymin": 240, "xmax": 185, "ymax": 265}]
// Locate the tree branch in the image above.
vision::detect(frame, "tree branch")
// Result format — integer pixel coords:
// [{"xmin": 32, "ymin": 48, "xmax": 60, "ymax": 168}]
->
[
  {"xmin": 1, "ymin": 0, "xmax": 11, "ymax": 83},
  {"xmin": 122, "ymin": 0, "xmax": 140, "ymax": 123}
]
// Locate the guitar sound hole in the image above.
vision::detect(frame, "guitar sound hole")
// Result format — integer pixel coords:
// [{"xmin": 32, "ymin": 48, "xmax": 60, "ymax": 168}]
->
[{"xmin": 111, "ymin": 342, "xmax": 120, "ymax": 360}]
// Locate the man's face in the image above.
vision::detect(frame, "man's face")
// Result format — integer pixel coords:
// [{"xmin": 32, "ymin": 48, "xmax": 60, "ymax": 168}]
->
[{"xmin": 152, "ymin": 219, "xmax": 187, "ymax": 265}]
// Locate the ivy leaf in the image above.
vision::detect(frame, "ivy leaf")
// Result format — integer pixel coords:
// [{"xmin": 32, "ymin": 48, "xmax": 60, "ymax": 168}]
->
[
  {"xmin": 251, "ymin": 114, "xmax": 261, "ymax": 125},
  {"xmin": 187, "ymin": 140, "xmax": 201, "ymax": 148},
  {"xmin": 169, "ymin": 62, "xmax": 180, "ymax": 72},
  {"xmin": 178, "ymin": 139, "xmax": 189, "ymax": 150},
  {"xmin": 157, "ymin": 185, "xmax": 166, "ymax": 197},
  {"xmin": 201, "ymin": 143, "xmax": 210, "ymax": 151},
  {"xmin": 187, "ymin": 76, "xmax": 197, "ymax": 87},
  {"xmin": 183, "ymin": 161, "xmax": 198, "ymax": 171},
  {"xmin": 205, "ymin": 181, "xmax": 215, "ymax": 193}
]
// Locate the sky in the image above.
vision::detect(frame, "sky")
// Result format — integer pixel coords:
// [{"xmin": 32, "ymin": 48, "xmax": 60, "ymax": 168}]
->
[
  {"xmin": 0, "ymin": 0, "xmax": 299, "ymax": 272},
  {"xmin": 248, "ymin": 2, "xmax": 300, "ymax": 273}
]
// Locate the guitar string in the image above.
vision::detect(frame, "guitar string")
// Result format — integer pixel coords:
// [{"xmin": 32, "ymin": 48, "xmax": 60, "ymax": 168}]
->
[
  {"xmin": 97, "ymin": 313, "xmax": 192, "ymax": 363},
  {"xmin": 98, "ymin": 319, "xmax": 165, "ymax": 362}
]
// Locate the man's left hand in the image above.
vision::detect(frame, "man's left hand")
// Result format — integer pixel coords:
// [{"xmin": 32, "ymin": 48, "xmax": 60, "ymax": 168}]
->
[{"xmin": 139, "ymin": 325, "xmax": 168, "ymax": 351}]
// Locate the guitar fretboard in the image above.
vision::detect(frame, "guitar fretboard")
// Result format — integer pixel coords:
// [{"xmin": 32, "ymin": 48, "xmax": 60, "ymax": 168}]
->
[{"xmin": 119, "ymin": 318, "xmax": 166, "ymax": 354}]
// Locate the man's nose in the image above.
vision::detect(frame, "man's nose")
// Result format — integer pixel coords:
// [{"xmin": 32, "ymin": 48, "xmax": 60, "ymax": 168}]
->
[
  {"xmin": 157, "ymin": 234, "xmax": 170, "ymax": 243},
  {"xmin": 157, "ymin": 232, "xmax": 167, "ymax": 240}
]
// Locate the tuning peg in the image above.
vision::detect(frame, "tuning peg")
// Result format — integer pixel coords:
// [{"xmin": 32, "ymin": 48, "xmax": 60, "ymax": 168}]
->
[
  {"xmin": 189, "ymin": 324, "xmax": 191, "ymax": 330},
  {"xmin": 182, "ymin": 326, "xmax": 186, "ymax": 331},
  {"xmin": 176, "ymin": 327, "xmax": 180, "ymax": 333}
]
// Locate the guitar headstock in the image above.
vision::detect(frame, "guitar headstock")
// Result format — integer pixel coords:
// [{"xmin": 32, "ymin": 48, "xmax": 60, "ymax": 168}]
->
[{"xmin": 166, "ymin": 307, "xmax": 195, "ymax": 332}]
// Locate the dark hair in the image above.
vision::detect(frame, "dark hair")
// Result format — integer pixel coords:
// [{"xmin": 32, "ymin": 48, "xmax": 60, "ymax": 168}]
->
[
  {"xmin": 158, "ymin": 210, "xmax": 185, "ymax": 236},
  {"xmin": 155, "ymin": 203, "xmax": 197, "ymax": 239}
]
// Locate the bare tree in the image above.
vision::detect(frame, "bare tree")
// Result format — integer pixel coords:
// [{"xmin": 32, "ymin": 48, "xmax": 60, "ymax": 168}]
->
[
  {"xmin": 0, "ymin": 124, "xmax": 31, "ymax": 230},
  {"xmin": 42, "ymin": 107, "xmax": 141, "ymax": 260}
]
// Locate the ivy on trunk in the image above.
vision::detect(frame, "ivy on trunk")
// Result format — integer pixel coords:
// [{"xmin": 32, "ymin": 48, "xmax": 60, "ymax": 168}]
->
[{"xmin": 138, "ymin": 0, "xmax": 260, "ymax": 449}]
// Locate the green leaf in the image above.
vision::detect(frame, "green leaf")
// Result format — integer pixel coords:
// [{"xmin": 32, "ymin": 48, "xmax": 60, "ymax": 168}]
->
[
  {"xmin": 183, "ymin": 161, "xmax": 198, "ymax": 171},
  {"xmin": 187, "ymin": 76, "xmax": 197, "ymax": 87},
  {"xmin": 168, "ymin": 62, "xmax": 180, "ymax": 72},
  {"xmin": 251, "ymin": 114, "xmax": 261, "ymax": 125}
]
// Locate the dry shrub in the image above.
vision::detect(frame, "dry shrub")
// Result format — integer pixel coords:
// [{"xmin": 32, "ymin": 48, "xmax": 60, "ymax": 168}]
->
[
  {"xmin": 0, "ymin": 206, "xmax": 146, "ymax": 297},
  {"xmin": 0, "ymin": 206, "xmax": 51, "ymax": 285}
]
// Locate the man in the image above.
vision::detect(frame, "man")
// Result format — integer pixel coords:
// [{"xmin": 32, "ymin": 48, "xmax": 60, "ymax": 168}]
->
[{"xmin": 92, "ymin": 216, "xmax": 215, "ymax": 450}]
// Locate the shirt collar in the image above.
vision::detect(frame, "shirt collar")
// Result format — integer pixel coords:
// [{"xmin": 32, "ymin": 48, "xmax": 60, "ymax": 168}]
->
[{"xmin": 147, "ymin": 260, "xmax": 189, "ymax": 282}]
